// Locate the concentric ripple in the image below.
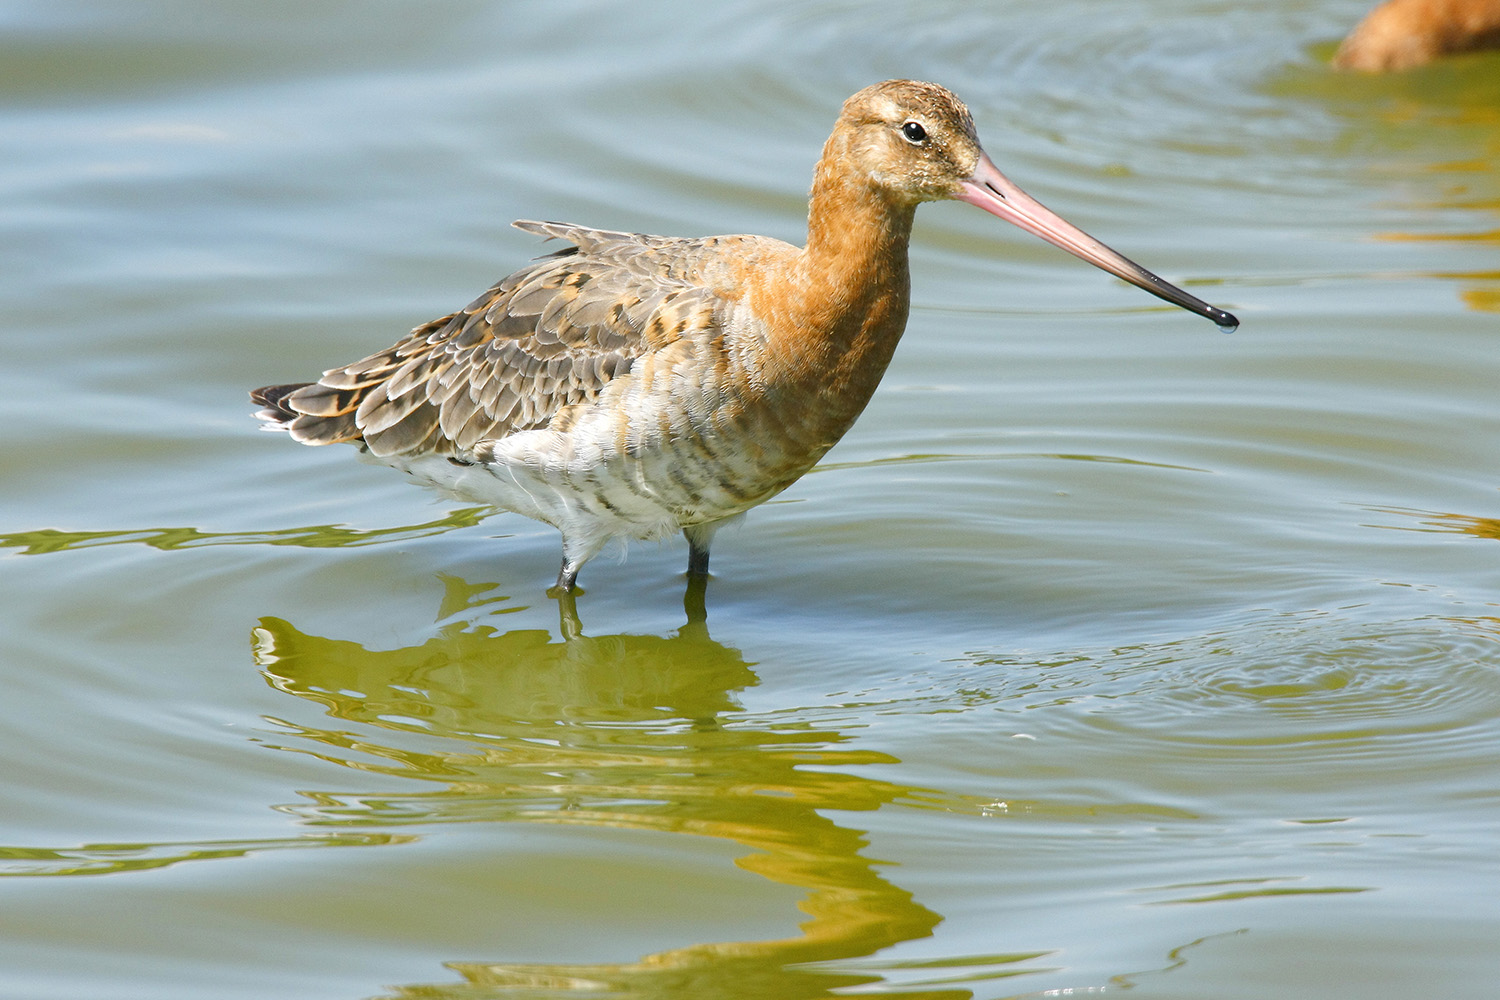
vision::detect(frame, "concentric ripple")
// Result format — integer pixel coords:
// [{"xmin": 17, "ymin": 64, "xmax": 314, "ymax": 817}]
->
[{"xmin": 952, "ymin": 611, "xmax": 1500, "ymax": 764}]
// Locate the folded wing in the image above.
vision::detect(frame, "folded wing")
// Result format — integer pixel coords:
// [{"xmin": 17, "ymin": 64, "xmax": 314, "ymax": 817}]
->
[{"xmin": 251, "ymin": 221, "xmax": 740, "ymax": 458}]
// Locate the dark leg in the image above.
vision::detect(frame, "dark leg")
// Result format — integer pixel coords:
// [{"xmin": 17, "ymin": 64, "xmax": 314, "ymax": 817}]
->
[
  {"xmin": 556, "ymin": 588, "xmax": 583, "ymax": 641},
  {"xmin": 553, "ymin": 535, "xmax": 603, "ymax": 595},
  {"xmin": 554, "ymin": 558, "xmax": 579, "ymax": 593},
  {"xmin": 682, "ymin": 571, "xmax": 708, "ymax": 625},
  {"xmin": 687, "ymin": 540, "xmax": 710, "ymax": 577},
  {"xmin": 683, "ymin": 522, "xmax": 717, "ymax": 578}
]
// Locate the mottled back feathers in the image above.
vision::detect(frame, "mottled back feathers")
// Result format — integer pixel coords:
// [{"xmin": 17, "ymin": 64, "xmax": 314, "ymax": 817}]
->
[{"xmin": 252, "ymin": 220, "xmax": 775, "ymax": 459}]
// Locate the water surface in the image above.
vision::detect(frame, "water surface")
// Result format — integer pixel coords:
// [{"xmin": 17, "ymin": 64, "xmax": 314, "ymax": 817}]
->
[{"xmin": 3, "ymin": 2, "xmax": 1499, "ymax": 998}]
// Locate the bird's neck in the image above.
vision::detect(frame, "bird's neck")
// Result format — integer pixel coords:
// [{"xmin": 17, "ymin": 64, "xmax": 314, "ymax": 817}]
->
[
  {"xmin": 800, "ymin": 141, "xmax": 917, "ymax": 322},
  {"xmin": 753, "ymin": 145, "xmax": 918, "ymax": 426},
  {"xmin": 804, "ymin": 151, "xmax": 917, "ymax": 283}
]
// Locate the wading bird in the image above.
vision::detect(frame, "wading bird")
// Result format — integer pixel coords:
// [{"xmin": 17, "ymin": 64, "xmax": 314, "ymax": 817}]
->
[{"xmin": 252, "ymin": 80, "xmax": 1237, "ymax": 592}]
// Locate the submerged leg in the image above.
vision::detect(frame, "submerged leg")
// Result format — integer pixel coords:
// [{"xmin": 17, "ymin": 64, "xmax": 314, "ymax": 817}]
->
[
  {"xmin": 683, "ymin": 570, "xmax": 708, "ymax": 624},
  {"xmin": 556, "ymin": 588, "xmax": 584, "ymax": 641}
]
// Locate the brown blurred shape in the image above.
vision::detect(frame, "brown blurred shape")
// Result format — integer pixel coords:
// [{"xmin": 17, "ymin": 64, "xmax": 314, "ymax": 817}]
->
[{"xmin": 1334, "ymin": 0, "xmax": 1500, "ymax": 70}]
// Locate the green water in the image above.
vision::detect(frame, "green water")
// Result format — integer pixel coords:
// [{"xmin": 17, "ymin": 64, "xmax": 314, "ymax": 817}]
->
[{"xmin": 3, "ymin": 2, "xmax": 1499, "ymax": 998}]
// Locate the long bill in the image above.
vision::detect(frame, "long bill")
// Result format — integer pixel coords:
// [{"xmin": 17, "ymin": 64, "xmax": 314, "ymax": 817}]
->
[{"xmin": 955, "ymin": 151, "xmax": 1238, "ymax": 332}]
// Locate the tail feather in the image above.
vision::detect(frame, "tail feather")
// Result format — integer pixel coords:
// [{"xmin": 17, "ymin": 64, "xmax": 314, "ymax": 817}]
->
[
  {"xmin": 250, "ymin": 383, "xmax": 308, "ymax": 428},
  {"xmin": 250, "ymin": 382, "xmax": 362, "ymax": 445}
]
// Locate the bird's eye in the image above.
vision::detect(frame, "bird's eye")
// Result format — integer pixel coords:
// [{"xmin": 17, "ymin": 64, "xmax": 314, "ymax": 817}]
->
[{"xmin": 901, "ymin": 120, "xmax": 928, "ymax": 144}]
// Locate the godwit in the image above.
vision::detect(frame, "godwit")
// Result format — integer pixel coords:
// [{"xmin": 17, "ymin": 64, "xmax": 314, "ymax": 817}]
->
[
  {"xmin": 252, "ymin": 80, "xmax": 1237, "ymax": 593},
  {"xmin": 1335, "ymin": 0, "xmax": 1500, "ymax": 70}
]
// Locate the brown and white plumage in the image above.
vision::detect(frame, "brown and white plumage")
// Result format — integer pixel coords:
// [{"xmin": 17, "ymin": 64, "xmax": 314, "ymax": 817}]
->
[
  {"xmin": 256, "ymin": 223, "xmax": 726, "ymax": 454},
  {"xmin": 253, "ymin": 80, "xmax": 1236, "ymax": 592}
]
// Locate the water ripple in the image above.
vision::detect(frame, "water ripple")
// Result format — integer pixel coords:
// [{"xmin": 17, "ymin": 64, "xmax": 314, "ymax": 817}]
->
[
  {"xmin": 955, "ymin": 611, "xmax": 1500, "ymax": 761},
  {"xmin": 0, "ymin": 832, "xmax": 408, "ymax": 878},
  {"xmin": 0, "ymin": 507, "xmax": 490, "ymax": 555}
]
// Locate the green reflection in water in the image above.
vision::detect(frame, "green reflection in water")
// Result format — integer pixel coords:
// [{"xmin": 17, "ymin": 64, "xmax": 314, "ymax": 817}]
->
[
  {"xmin": 0, "ymin": 508, "xmax": 491, "ymax": 555},
  {"xmin": 1137, "ymin": 876, "xmax": 1369, "ymax": 906},
  {"xmin": 251, "ymin": 577, "xmax": 1041, "ymax": 999},
  {"xmin": 815, "ymin": 451, "xmax": 1207, "ymax": 475},
  {"xmin": 1266, "ymin": 57, "xmax": 1500, "ymax": 314},
  {"xmin": 0, "ymin": 832, "xmax": 409, "ymax": 878},
  {"xmin": 1362, "ymin": 504, "xmax": 1500, "ymax": 542}
]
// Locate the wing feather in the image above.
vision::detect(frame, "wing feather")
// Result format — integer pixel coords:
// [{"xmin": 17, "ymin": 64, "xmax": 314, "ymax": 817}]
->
[{"xmin": 252, "ymin": 222, "xmax": 770, "ymax": 458}]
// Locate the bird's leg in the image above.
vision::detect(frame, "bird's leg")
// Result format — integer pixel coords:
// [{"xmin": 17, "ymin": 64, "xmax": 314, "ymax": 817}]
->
[
  {"xmin": 683, "ymin": 522, "xmax": 717, "ymax": 578},
  {"xmin": 683, "ymin": 571, "xmax": 708, "ymax": 624},
  {"xmin": 553, "ymin": 534, "xmax": 602, "ymax": 595},
  {"xmin": 556, "ymin": 588, "xmax": 584, "ymax": 641},
  {"xmin": 687, "ymin": 541, "xmax": 710, "ymax": 577},
  {"xmin": 554, "ymin": 558, "xmax": 580, "ymax": 593}
]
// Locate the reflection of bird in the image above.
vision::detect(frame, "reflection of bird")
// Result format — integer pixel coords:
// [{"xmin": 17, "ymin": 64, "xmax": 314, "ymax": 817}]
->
[
  {"xmin": 1335, "ymin": 0, "xmax": 1500, "ymax": 70},
  {"xmin": 250, "ymin": 578, "xmax": 957, "ymax": 995},
  {"xmin": 252, "ymin": 79, "xmax": 1235, "ymax": 592}
]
